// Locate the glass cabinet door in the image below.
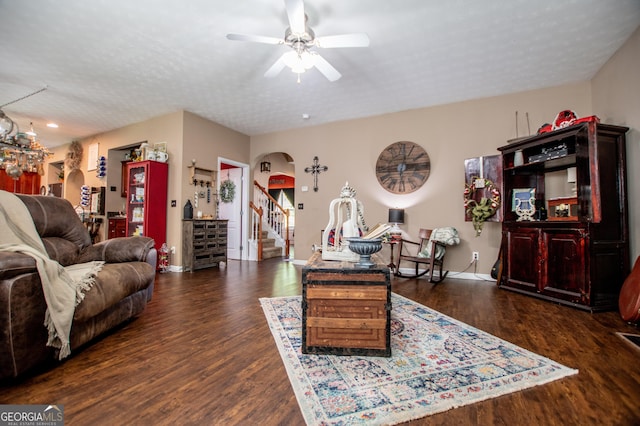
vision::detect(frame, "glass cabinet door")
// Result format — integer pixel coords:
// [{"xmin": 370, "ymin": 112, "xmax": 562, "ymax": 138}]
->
[{"xmin": 126, "ymin": 163, "xmax": 147, "ymax": 237}]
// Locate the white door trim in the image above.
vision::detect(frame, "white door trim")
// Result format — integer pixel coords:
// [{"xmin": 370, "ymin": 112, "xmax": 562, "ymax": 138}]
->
[{"xmin": 218, "ymin": 157, "xmax": 250, "ymax": 260}]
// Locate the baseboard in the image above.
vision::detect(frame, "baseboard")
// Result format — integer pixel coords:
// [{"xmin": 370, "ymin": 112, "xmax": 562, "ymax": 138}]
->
[
  {"xmin": 170, "ymin": 259, "xmax": 495, "ymax": 282},
  {"xmin": 394, "ymin": 268, "xmax": 493, "ymax": 282},
  {"xmin": 444, "ymin": 271, "xmax": 494, "ymax": 282},
  {"xmin": 289, "ymin": 260, "xmax": 494, "ymax": 282},
  {"xmin": 166, "ymin": 265, "xmax": 183, "ymax": 273}
]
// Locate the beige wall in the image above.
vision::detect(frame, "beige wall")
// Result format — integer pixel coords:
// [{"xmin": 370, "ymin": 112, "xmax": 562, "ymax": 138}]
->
[
  {"xmin": 592, "ymin": 26, "xmax": 640, "ymax": 260},
  {"xmin": 45, "ymin": 110, "xmax": 184, "ymax": 240},
  {"xmin": 180, "ymin": 111, "xmax": 250, "ymax": 264},
  {"xmin": 181, "ymin": 111, "xmax": 251, "ymax": 214},
  {"xmin": 45, "ymin": 110, "xmax": 249, "ymax": 267},
  {"xmin": 251, "ymin": 82, "xmax": 593, "ymax": 272}
]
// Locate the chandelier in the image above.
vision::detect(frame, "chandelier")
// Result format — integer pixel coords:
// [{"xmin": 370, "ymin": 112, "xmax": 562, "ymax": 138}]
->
[
  {"xmin": 0, "ymin": 110, "xmax": 51, "ymax": 179},
  {"xmin": 0, "ymin": 87, "xmax": 52, "ymax": 179}
]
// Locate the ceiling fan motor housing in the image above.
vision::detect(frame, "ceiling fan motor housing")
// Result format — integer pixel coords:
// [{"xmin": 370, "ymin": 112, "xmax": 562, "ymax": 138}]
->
[{"xmin": 285, "ymin": 23, "xmax": 315, "ymax": 48}]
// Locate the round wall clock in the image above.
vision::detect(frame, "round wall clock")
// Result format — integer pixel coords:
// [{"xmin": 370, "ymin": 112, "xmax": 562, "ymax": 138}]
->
[{"xmin": 376, "ymin": 141, "xmax": 431, "ymax": 194}]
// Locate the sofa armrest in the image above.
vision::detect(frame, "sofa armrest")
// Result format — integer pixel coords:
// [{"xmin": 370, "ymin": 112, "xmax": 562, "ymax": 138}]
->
[
  {"xmin": 77, "ymin": 237, "xmax": 156, "ymax": 264},
  {"xmin": 0, "ymin": 252, "xmax": 38, "ymax": 280}
]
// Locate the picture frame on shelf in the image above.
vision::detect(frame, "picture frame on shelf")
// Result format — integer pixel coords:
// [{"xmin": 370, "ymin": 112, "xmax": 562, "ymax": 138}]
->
[{"xmin": 511, "ymin": 188, "xmax": 536, "ymax": 211}]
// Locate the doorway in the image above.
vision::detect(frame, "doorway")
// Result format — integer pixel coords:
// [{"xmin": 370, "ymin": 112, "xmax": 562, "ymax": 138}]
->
[
  {"xmin": 218, "ymin": 158, "xmax": 250, "ymax": 260},
  {"xmin": 256, "ymin": 152, "xmax": 296, "ymax": 258}
]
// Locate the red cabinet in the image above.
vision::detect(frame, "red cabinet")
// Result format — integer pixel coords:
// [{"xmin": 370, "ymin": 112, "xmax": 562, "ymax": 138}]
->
[
  {"xmin": 125, "ymin": 160, "xmax": 168, "ymax": 250},
  {"xmin": 0, "ymin": 170, "xmax": 41, "ymax": 194},
  {"xmin": 504, "ymin": 224, "xmax": 588, "ymax": 305},
  {"xmin": 108, "ymin": 218, "xmax": 126, "ymax": 239}
]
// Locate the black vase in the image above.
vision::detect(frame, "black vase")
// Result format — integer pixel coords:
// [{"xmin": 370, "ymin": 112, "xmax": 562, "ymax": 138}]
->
[{"xmin": 184, "ymin": 200, "xmax": 193, "ymax": 219}]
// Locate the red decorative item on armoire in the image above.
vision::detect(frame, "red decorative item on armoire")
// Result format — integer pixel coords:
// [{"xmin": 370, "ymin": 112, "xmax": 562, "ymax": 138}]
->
[
  {"xmin": 125, "ymin": 160, "xmax": 169, "ymax": 254},
  {"xmin": 619, "ymin": 256, "xmax": 640, "ymax": 324}
]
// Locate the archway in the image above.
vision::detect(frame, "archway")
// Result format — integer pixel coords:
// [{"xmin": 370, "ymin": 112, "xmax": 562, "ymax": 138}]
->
[
  {"xmin": 254, "ymin": 152, "xmax": 296, "ymax": 257},
  {"xmin": 65, "ymin": 169, "xmax": 84, "ymax": 208}
]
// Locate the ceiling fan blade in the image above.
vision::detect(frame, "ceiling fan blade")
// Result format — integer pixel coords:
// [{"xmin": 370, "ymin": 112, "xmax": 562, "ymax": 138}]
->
[
  {"xmin": 284, "ymin": 0, "xmax": 306, "ymax": 35},
  {"xmin": 312, "ymin": 53, "xmax": 341, "ymax": 82},
  {"xmin": 264, "ymin": 54, "xmax": 288, "ymax": 78},
  {"xmin": 226, "ymin": 33, "xmax": 283, "ymax": 45},
  {"xmin": 315, "ymin": 33, "xmax": 370, "ymax": 48}
]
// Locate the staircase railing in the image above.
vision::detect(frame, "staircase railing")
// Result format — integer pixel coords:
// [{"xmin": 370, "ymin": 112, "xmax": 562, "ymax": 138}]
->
[
  {"xmin": 253, "ymin": 180, "xmax": 290, "ymax": 258},
  {"xmin": 249, "ymin": 201, "xmax": 263, "ymax": 261}
]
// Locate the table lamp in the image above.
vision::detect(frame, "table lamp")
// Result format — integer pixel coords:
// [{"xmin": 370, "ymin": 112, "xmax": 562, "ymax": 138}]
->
[{"xmin": 388, "ymin": 208, "xmax": 405, "ymax": 241}]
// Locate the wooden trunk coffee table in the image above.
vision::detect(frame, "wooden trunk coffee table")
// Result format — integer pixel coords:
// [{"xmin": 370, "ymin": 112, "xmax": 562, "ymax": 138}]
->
[{"xmin": 301, "ymin": 252, "xmax": 391, "ymax": 357}]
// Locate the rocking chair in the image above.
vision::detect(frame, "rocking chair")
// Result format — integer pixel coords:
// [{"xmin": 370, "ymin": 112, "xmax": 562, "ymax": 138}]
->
[{"xmin": 395, "ymin": 228, "xmax": 460, "ymax": 283}]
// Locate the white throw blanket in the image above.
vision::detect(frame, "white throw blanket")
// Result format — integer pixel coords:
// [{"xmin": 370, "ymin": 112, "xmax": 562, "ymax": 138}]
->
[
  {"xmin": 0, "ymin": 190, "xmax": 104, "ymax": 359},
  {"xmin": 418, "ymin": 227, "xmax": 460, "ymax": 260}
]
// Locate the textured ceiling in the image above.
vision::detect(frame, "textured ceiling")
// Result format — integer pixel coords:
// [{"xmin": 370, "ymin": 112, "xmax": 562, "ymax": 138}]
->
[{"xmin": 1, "ymin": 0, "xmax": 639, "ymax": 148}]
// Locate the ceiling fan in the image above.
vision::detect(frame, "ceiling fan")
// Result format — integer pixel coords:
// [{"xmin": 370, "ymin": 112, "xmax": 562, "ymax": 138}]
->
[{"xmin": 226, "ymin": 0, "xmax": 370, "ymax": 82}]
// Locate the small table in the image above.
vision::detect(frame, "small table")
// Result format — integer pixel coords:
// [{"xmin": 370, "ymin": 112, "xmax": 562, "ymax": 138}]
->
[
  {"xmin": 301, "ymin": 252, "xmax": 391, "ymax": 357},
  {"xmin": 383, "ymin": 240, "xmax": 399, "ymax": 272}
]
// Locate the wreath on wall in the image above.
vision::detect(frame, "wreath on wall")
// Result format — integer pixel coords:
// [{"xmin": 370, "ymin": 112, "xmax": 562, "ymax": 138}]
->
[
  {"xmin": 219, "ymin": 179, "xmax": 236, "ymax": 203},
  {"xmin": 65, "ymin": 140, "xmax": 83, "ymax": 171},
  {"xmin": 464, "ymin": 177, "xmax": 501, "ymax": 236}
]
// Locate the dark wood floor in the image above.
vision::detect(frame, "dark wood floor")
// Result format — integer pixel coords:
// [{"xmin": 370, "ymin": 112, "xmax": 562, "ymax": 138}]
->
[{"xmin": 2, "ymin": 258, "xmax": 639, "ymax": 425}]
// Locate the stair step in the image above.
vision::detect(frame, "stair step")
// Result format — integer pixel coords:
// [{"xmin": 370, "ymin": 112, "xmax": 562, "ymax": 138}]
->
[
  {"xmin": 262, "ymin": 246, "xmax": 283, "ymax": 259},
  {"xmin": 262, "ymin": 238, "xmax": 276, "ymax": 248}
]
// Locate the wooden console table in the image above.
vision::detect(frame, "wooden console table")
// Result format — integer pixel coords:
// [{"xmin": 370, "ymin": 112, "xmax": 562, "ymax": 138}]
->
[
  {"xmin": 301, "ymin": 252, "xmax": 391, "ymax": 357},
  {"xmin": 182, "ymin": 219, "xmax": 228, "ymax": 271}
]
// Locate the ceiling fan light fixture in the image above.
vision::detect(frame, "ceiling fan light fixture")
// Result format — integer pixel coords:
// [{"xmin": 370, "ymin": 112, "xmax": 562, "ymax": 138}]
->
[
  {"xmin": 283, "ymin": 50, "xmax": 315, "ymax": 72},
  {"xmin": 290, "ymin": 65, "xmax": 306, "ymax": 74},
  {"xmin": 283, "ymin": 50, "xmax": 316, "ymax": 82},
  {"xmin": 282, "ymin": 51, "xmax": 298, "ymax": 68},
  {"xmin": 300, "ymin": 51, "xmax": 315, "ymax": 69}
]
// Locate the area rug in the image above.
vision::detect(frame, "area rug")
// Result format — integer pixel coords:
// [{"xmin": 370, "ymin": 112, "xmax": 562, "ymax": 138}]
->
[{"xmin": 259, "ymin": 293, "xmax": 577, "ymax": 425}]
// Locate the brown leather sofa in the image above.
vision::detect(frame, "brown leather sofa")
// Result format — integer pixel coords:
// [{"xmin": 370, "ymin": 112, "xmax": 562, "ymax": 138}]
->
[{"xmin": 0, "ymin": 195, "xmax": 157, "ymax": 379}]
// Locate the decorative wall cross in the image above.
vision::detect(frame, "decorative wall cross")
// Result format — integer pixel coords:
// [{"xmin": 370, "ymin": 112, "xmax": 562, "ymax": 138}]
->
[{"xmin": 304, "ymin": 156, "xmax": 328, "ymax": 192}]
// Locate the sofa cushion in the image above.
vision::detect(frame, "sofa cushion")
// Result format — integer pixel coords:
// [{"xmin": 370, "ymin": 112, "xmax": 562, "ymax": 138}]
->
[
  {"xmin": 42, "ymin": 237, "xmax": 81, "ymax": 266},
  {"xmin": 16, "ymin": 195, "xmax": 91, "ymax": 266},
  {"xmin": 70, "ymin": 290, "xmax": 149, "ymax": 349},
  {"xmin": 73, "ymin": 261, "xmax": 155, "ymax": 322},
  {"xmin": 0, "ymin": 252, "xmax": 37, "ymax": 280},
  {"xmin": 76, "ymin": 237, "xmax": 155, "ymax": 264}
]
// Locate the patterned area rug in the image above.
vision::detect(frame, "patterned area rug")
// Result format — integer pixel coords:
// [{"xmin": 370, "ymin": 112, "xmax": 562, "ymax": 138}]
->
[{"xmin": 260, "ymin": 293, "xmax": 577, "ymax": 425}]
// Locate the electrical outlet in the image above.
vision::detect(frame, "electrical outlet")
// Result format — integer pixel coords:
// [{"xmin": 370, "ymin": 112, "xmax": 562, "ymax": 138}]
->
[
  {"xmin": 472, "ymin": 251, "xmax": 479, "ymax": 262},
  {"xmin": 170, "ymin": 246, "xmax": 176, "ymax": 254}
]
